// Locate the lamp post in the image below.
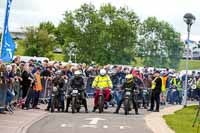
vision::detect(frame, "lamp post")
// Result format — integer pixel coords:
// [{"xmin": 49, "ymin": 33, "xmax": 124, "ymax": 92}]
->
[{"xmin": 183, "ymin": 13, "xmax": 196, "ymax": 107}]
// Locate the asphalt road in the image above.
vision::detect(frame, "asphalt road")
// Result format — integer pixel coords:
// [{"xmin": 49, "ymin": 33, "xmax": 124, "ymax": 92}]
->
[{"xmin": 27, "ymin": 99, "xmax": 153, "ymax": 133}]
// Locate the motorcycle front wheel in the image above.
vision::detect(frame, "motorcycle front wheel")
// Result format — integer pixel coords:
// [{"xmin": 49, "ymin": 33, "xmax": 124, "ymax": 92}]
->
[
  {"xmin": 124, "ymin": 98, "xmax": 129, "ymax": 115},
  {"xmin": 98, "ymin": 95, "xmax": 104, "ymax": 113}
]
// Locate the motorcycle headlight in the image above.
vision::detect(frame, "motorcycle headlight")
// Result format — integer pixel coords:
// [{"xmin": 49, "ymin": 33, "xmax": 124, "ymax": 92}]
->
[{"xmin": 53, "ymin": 87, "xmax": 58, "ymax": 92}]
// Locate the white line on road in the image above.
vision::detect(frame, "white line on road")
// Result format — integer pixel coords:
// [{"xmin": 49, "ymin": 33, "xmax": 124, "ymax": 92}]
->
[
  {"xmin": 103, "ymin": 125, "xmax": 108, "ymax": 129},
  {"xmin": 85, "ymin": 118, "xmax": 106, "ymax": 125},
  {"xmin": 120, "ymin": 126, "xmax": 124, "ymax": 129},
  {"xmin": 60, "ymin": 124, "xmax": 73, "ymax": 128},
  {"xmin": 61, "ymin": 124, "xmax": 66, "ymax": 127}
]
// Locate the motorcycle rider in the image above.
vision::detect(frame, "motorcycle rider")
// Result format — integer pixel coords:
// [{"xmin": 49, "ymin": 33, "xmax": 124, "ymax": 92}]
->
[
  {"xmin": 66, "ymin": 70, "xmax": 88, "ymax": 113},
  {"xmin": 46, "ymin": 70, "xmax": 65, "ymax": 111},
  {"xmin": 114, "ymin": 74, "xmax": 139, "ymax": 114},
  {"xmin": 92, "ymin": 69, "xmax": 113, "ymax": 112}
]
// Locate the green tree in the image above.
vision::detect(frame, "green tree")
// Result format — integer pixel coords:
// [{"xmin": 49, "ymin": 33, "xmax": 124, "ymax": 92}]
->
[
  {"xmin": 39, "ymin": 21, "xmax": 55, "ymax": 34},
  {"xmin": 59, "ymin": 3, "xmax": 140, "ymax": 65},
  {"xmin": 23, "ymin": 26, "xmax": 56, "ymax": 59},
  {"xmin": 138, "ymin": 17, "xmax": 183, "ymax": 69}
]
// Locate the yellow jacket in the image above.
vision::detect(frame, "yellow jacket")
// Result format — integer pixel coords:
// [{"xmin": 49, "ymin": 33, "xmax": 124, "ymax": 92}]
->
[{"xmin": 92, "ymin": 75, "xmax": 113, "ymax": 89}]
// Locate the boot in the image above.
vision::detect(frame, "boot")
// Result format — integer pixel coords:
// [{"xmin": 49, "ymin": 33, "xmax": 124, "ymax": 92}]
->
[
  {"xmin": 92, "ymin": 107, "xmax": 97, "ymax": 112},
  {"xmin": 85, "ymin": 108, "xmax": 88, "ymax": 113}
]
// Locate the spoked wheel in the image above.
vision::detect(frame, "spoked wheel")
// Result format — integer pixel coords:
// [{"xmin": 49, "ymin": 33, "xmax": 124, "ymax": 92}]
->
[
  {"xmin": 51, "ymin": 97, "xmax": 55, "ymax": 112},
  {"xmin": 124, "ymin": 98, "xmax": 129, "ymax": 115},
  {"xmin": 72, "ymin": 97, "xmax": 76, "ymax": 113},
  {"xmin": 98, "ymin": 96, "xmax": 104, "ymax": 113}
]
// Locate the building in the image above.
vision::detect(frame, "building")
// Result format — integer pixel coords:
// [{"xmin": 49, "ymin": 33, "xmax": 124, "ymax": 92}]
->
[{"xmin": 182, "ymin": 40, "xmax": 200, "ymax": 60}]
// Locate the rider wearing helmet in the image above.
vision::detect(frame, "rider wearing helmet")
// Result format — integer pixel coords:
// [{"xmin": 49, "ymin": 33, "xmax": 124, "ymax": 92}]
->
[
  {"xmin": 114, "ymin": 74, "xmax": 139, "ymax": 114},
  {"xmin": 53, "ymin": 70, "xmax": 65, "ymax": 88},
  {"xmin": 66, "ymin": 70, "xmax": 88, "ymax": 113},
  {"xmin": 92, "ymin": 69, "xmax": 113, "ymax": 112}
]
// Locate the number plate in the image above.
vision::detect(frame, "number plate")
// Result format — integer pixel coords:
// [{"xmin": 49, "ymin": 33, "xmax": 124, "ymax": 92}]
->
[
  {"xmin": 125, "ymin": 92, "xmax": 131, "ymax": 95},
  {"xmin": 53, "ymin": 87, "xmax": 57, "ymax": 92},
  {"xmin": 172, "ymin": 89, "xmax": 176, "ymax": 92},
  {"xmin": 143, "ymin": 90, "xmax": 147, "ymax": 93},
  {"xmin": 72, "ymin": 90, "xmax": 78, "ymax": 93}
]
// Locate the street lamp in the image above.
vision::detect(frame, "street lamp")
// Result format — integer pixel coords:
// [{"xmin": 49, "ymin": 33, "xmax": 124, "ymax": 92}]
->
[{"xmin": 183, "ymin": 13, "xmax": 196, "ymax": 107}]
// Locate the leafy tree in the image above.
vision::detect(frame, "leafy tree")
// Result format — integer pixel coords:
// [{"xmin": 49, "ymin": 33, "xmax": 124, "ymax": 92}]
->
[
  {"xmin": 59, "ymin": 3, "xmax": 140, "ymax": 65},
  {"xmin": 39, "ymin": 21, "xmax": 55, "ymax": 34},
  {"xmin": 23, "ymin": 26, "xmax": 56, "ymax": 59},
  {"xmin": 138, "ymin": 17, "xmax": 183, "ymax": 69}
]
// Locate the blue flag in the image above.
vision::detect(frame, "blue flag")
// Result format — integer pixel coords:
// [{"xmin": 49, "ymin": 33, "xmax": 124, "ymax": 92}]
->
[{"xmin": 1, "ymin": 0, "xmax": 16, "ymax": 62}]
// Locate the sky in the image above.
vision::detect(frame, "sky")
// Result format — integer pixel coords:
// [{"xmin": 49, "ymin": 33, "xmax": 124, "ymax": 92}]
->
[{"xmin": 0, "ymin": 0, "xmax": 200, "ymax": 41}]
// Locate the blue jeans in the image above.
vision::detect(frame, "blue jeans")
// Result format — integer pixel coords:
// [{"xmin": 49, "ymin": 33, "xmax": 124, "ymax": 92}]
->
[
  {"xmin": 6, "ymin": 89, "xmax": 14, "ymax": 105},
  {"xmin": 166, "ymin": 88, "xmax": 171, "ymax": 102},
  {"xmin": 113, "ymin": 90, "xmax": 122, "ymax": 106},
  {"xmin": 169, "ymin": 89, "xmax": 179, "ymax": 104},
  {"xmin": 178, "ymin": 90, "xmax": 182, "ymax": 104}
]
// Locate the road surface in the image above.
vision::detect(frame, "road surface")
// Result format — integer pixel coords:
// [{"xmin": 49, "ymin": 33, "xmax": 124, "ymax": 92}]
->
[{"xmin": 27, "ymin": 99, "xmax": 153, "ymax": 133}]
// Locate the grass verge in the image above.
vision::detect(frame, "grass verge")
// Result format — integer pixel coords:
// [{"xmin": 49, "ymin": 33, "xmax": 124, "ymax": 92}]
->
[{"xmin": 163, "ymin": 105, "xmax": 199, "ymax": 133}]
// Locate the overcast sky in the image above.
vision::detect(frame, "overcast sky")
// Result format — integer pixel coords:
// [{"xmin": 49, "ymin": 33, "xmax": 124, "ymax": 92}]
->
[{"xmin": 0, "ymin": 0, "xmax": 200, "ymax": 41}]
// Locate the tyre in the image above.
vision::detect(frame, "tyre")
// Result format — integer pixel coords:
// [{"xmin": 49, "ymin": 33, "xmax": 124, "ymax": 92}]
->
[
  {"xmin": 124, "ymin": 98, "xmax": 129, "ymax": 115},
  {"xmin": 98, "ymin": 96, "xmax": 104, "ymax": 113},
  {"xmin": 51, "ymin": 97, "xmax": 55, "ymax": 112},
  {"xmin": 72, "ymin": 97, "xmax": 76, "ymax": 113},
  {"xmin": 77, "ymin": 108, "xmax": 80, "ymax": 113}
]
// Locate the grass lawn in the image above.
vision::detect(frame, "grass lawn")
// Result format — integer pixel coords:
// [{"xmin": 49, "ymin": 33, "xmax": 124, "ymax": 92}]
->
[
  {"xmin": 133, "ymin": 57, "xmax": 200, "ymax": 71},
  {"xmin": 178, "ymin": 60, "xmax": 200, "ymax": 71},
  {"xmin": 50, "ymin": 53, "xmax": 65, "ymax": 61},
  {"xmin": 163, "ymin": 105, "xmax": 199, "ymax": 133}
]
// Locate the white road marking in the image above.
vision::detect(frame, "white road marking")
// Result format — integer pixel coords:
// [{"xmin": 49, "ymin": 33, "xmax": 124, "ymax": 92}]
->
[
  {"xmin": 103, "ymin": 125, "xmax": 108, "ymax": 129},
  {"xmin": 85, "ymin": 118, "xmax": 106, "ymax": 125},
  {"xmin": 81, "ymin": 125, "xmax": 97, "ymax": 128},
  {"xmin": 60, "ymin": 123, "xmax": 72, "ymax": 128},
  {"xmin": 120, "ymin": 126, "xmax": 124, "ymax": 129},
  {"xmin": 61, "ymin": 124, "xmax": 66, "ymax": 127}
]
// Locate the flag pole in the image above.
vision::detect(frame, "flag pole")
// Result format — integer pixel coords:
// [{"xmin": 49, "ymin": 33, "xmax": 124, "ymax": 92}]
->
[{"xmin": 0, "ymin": 0, "xmax": 9, "ymax": 58}]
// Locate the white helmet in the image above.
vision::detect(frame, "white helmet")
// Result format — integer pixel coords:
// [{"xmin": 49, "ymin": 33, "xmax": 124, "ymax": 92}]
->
[
  {"xmin": 74, "ymin": 70, "xmax": 82, "ymax": 75},
  {"xmin": 100, "ymin": 69, "xmax": 106, "ymax": 76},
  {"xmin": 55, "ymin": 70, "xmax": 62, "ymax": 75},
  {"xmin": 6, "ymin": 65, "xmax": 12, "ymax": 72}
]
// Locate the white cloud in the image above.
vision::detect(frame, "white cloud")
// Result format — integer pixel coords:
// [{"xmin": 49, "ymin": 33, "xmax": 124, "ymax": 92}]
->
[{"xmin": 0, "ymin": 0, "xmax": 200, "ymax": 40}]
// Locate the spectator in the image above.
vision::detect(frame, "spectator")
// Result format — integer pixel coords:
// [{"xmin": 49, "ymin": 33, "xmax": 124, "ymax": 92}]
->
[{"xmin": 32, "ymin": 67, "xmax": 42, "ymax": 109}]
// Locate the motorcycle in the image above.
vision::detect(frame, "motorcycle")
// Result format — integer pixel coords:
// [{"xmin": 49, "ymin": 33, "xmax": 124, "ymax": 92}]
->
[
  {"xmin": 50, "ymin": 86, "xmax": 65, "ymax": 112},
  {"xmin": 70, "ymin": 88, "xmax": 85, "ymax": 113},
  {"xmin": 136, "ymin": 88, "xmax": 144, "ymax": 108},
  {"xmin": 98, "ymin": 87, "xmax": 104, "ymax": 113},
  {"xmin": 97, "ymin": 87, "xmax": 108, "ymax": 113},
  {"xmin": 123, "ymin": 88, "xmax": 133, "ymax": 115}
]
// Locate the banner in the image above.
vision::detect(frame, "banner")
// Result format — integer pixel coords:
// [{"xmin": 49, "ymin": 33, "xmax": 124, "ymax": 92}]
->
[{"xmin": 1, "ymin": 0, "xmax": 16, "ymax": 62}]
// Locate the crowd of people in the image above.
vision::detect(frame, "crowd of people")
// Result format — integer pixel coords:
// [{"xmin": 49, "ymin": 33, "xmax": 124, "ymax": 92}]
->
[{"xmin": 0, "ymin": 56, "xmax": 200, "ymax": 114}]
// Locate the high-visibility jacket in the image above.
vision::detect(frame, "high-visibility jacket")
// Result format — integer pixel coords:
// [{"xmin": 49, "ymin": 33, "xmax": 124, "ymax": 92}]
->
[
  {"xmin": 170, "ymin": 78, "xmax": 177, "ymax": 86},
  {"xmin": 162, "ymin": 76, "xmax": 167, "ymax": 92},
  {"xmin": 177, "ymin": 79, "xmax": 182, "ymax": 91},
  {"xmin": 197, "ymin": 80, "xmax": 200, "ymax": 89},
  {"xmin": 92, "ymin": 75, "xmax": 113, "ymax": 89},
  {"xmin": 151, "ymin": 77, "xmax": 158, "ymax": 90},
  {"xmin": 34, "ymin": 73, "xmax": 43, "ymax": 91}
]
